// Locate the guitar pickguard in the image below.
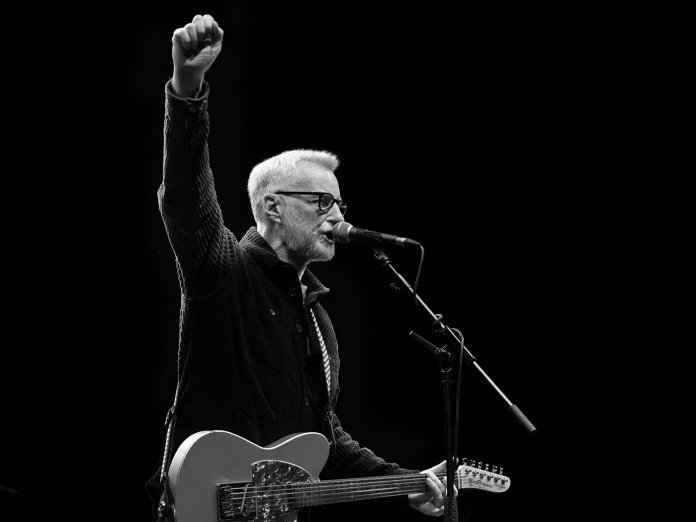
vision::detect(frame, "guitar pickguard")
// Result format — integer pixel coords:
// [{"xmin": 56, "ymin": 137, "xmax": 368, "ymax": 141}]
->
[{"xmin": 217, "ymin": 460, "xmax": 314, "ymax": 522}]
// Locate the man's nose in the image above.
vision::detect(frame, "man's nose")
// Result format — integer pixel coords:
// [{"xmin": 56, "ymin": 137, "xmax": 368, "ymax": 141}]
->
[{"xmin": 326, "ymin": 203, "xmax": 345, "ymax": 223}]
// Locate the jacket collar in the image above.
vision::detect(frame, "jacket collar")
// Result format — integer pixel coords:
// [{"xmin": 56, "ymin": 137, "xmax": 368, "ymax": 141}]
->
[{"xmin": 240, "ymin": 227, "xmax": 330, "ymax": 305}]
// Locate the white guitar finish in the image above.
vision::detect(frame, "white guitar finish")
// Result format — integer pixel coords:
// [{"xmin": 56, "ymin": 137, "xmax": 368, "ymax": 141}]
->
[
  {"xmin": 168, "ymin": 430, "xmax": 510, "ymax": 522},
  {"xmin": 169, "ymin": 431, "xmax": 328, "ymax": 522}
]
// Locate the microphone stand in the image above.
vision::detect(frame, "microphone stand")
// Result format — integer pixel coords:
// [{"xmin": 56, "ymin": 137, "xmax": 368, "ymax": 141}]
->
[{"xmin": 370, "ymin": 248, "xmax": 536, "ymax": 521}]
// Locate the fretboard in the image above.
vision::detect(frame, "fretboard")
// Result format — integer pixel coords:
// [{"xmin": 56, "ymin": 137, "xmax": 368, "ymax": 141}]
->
[{"xmin": 293, "ymin": 472, "xmax": 438, "ymax": 507}]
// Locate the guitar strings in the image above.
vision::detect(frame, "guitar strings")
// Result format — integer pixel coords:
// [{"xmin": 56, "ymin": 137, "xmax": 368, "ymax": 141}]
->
[
  {"xmin": 219, "ymin": 469, "xmax": 499, "ymax": 495},
  {"xmin": 220, "ymin": 472, "xmax": 436, "ymax": 496},
  {"xmin": 218, "ymin": 470, "xmax": 504, "ymax": 509},
  {"xmin": 219, "ymin": 473, "xmax": 431, "ymax": 510}
]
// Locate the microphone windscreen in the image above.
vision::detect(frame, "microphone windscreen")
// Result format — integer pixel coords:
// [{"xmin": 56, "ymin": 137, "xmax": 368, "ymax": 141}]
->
[{"xmin": 332, "ymin": 222, "xmax": 353, "ymax": 243}]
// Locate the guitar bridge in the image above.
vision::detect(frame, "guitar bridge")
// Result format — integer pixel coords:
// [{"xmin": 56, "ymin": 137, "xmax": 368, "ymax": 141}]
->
[
  {"xmin": 217, "ymin": 482, "xmax": 256, "ymax": 521},
  {"xmin": 217, "ymin": 460, "xmax": 313, "ymax": 521}
]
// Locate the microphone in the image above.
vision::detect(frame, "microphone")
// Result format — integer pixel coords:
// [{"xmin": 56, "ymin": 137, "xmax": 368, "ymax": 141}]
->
[{"xmin": 331, "ymin": 221, "xmax": 421, "ymax": 248}]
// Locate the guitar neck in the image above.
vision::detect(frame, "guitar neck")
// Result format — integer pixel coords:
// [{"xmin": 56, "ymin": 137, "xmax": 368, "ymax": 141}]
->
[{"xmin": 293, "ymin": 472, "xmax": 439, "ymax": 508}]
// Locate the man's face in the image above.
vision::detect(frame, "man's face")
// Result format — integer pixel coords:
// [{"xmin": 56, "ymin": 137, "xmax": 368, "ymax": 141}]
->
[{"xmin": 279, "ymin": 162, "xmax": 345, "ymax": 265}]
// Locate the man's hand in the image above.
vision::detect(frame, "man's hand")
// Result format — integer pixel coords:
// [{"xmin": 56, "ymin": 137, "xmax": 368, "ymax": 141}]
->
[
  {"xmin": 171, "ymin": 14, "xmax": 224, "ymax": 98},
  {"xmin": 408, "ymin": 460, "xmax": 458, "ymax": 517}
]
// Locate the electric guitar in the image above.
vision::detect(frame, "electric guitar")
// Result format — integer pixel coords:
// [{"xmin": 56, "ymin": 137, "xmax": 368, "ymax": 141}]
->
[{"xmin": 168, "ymin": 430, "xmax": 511, "ymax": 522}]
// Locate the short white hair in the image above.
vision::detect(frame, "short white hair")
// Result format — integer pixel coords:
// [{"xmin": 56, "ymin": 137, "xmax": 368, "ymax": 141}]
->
[{"xmin": 247, "ymin": 149, "xmax": 340, "ymax": 224}]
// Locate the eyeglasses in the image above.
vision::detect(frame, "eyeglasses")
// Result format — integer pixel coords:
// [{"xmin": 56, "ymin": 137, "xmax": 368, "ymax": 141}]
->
[{"xmin": 275, "ymin": 191, "xmax": 348, "ymax": 216}]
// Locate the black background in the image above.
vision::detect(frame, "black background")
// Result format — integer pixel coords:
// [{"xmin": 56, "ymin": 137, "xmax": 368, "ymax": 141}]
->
[{"xmin": 1, "ymin": 2, "xmax": 653, "ymax": 521}]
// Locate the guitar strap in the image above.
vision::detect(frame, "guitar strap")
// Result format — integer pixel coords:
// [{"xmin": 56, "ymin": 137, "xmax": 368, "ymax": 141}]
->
[
  {"xmin": 148, "ymin": 304, "xmax": 194, "ymax": 521},
  {"xmin": 153, "ymin": 475, "xmax": 175, "ymax": 522},
  {"xmin": 309, "ymin": 307, "xmax": 339, "ymax": 449},
  {"xmin": 309, "ymin": 307, "xmax": 332, "ymax": 395},
  {"xmin": 146, "ymin": 378, "xmax": 182, "ymax": 522}
]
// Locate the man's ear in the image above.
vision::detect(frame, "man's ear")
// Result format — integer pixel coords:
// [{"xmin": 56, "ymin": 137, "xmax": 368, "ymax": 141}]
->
[{"xmin": 263, "ymin": 194, "xmax": 282, "ymax": 224}]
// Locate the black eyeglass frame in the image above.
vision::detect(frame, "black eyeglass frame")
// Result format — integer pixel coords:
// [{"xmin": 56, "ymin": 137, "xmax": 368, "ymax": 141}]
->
[{"xmin": 274, "ymin": 191, "xmax": 348, "ymax": 215}]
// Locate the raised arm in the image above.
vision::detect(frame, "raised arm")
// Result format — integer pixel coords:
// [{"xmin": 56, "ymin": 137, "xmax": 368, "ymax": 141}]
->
[{"xmin": 157, "ymin": 14, "xmax": 230, "ymax": 299}]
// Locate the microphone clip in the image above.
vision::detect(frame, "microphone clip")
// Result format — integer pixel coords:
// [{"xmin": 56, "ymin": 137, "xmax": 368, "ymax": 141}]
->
[
  {"xmin": 409, "ymin": 330, "xmax": 453, "ymax": 371},
  {"xmin": 371, "ymin": 247, "xmax": 392, "ymax": 267}
]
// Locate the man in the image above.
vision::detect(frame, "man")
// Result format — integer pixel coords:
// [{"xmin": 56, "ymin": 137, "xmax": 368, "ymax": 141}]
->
[{"xmin": 147, "ymin": 13, "xmax": 457, "ymax": 521}]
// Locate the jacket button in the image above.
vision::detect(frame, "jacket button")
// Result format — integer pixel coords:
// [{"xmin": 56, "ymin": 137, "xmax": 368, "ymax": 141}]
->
[
  {"xmin": 289, "ymin": 287, "xmax": 297, "ymax": 297},
  {"xmin": 295, "ymin": 323, "xmax": 303, "ymax": 333},
  {"xmin": 304, "ymin": 397, "xmax": 309, "ymax": 407}
]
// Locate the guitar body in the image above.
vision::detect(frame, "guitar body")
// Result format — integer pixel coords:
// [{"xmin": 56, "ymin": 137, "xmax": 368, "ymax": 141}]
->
[{"xmin": 168, "ymin": 430, "xmax": 330, "ymax": 522}]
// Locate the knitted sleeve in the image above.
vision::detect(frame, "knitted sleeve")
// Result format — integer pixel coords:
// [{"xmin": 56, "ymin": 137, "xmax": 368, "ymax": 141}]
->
[
  {"xmin": 320, "ymin": 411, "xmax": 419, "ymax": 479},
  {"xmin": 157, "ymin": 80, "xmax": 233, "ymax": 300}
]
